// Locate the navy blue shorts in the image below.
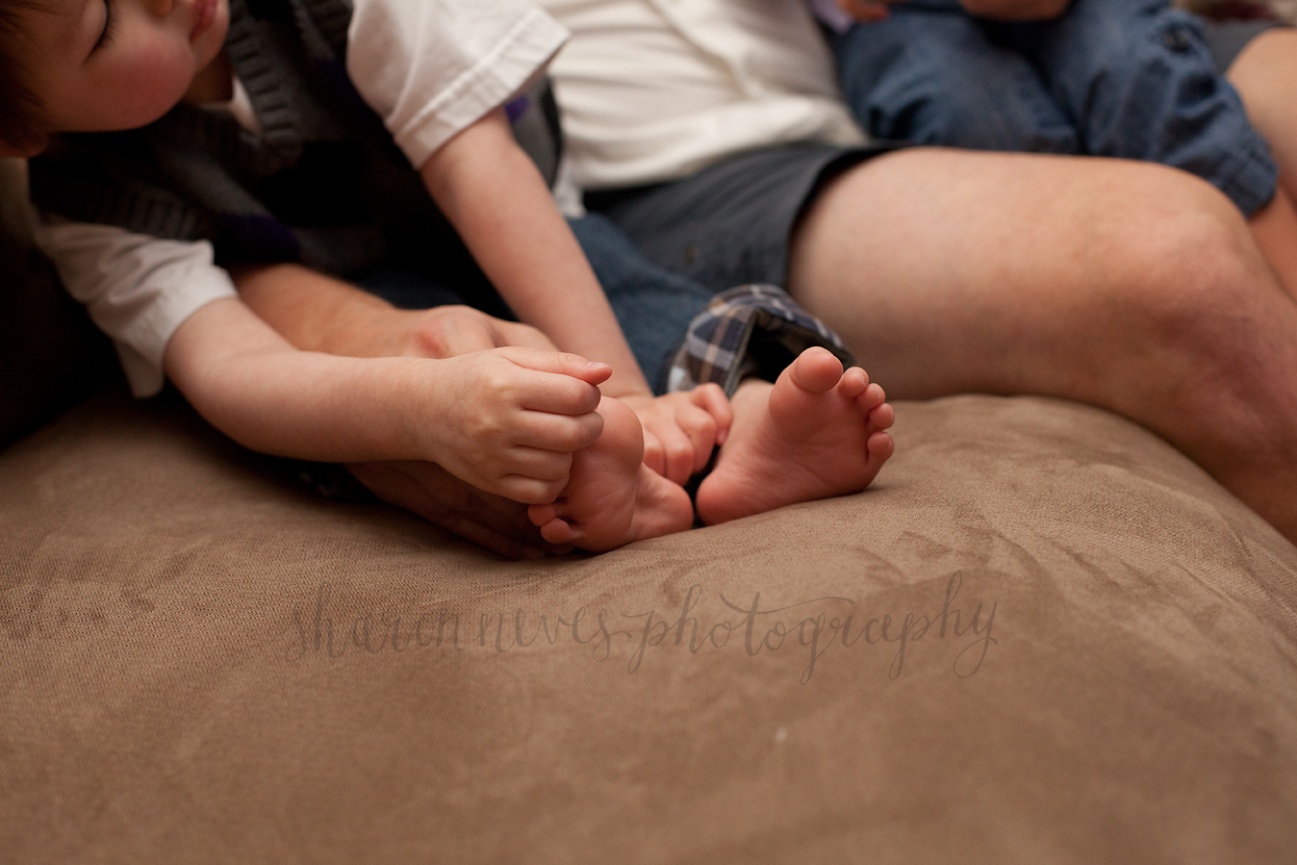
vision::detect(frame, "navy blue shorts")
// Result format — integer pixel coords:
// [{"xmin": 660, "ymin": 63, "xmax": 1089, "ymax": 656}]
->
[{"xmin": 831, "ymin": 1, "xmax": 1280, "ymax": 215}]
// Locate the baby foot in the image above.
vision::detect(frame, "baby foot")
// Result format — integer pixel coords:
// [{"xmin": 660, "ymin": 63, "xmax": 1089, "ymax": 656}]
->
[
  {"xmin": 694, "ymin": 347, "xmax": 895, "ymax": 525},
  {"xmin": 528, "ymin": 397, "xmax": 695, "ymax": 553}
]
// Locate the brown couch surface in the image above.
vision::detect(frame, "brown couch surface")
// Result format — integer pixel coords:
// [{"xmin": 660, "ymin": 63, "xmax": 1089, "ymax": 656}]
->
[{"xmin": 4, "ymin": 382, "xmax": 1296, "ymax": 864}]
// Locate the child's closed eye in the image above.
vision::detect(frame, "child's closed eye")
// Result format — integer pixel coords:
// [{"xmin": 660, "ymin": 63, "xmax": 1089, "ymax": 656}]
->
[{"xmin": 93, "ymin": 0, "xmax": 118, "ymax": 53}]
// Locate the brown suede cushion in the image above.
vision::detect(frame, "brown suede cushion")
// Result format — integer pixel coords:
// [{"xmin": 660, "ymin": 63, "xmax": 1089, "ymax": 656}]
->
[
  {"xmin": 3, "ymin": 390, "xmax": 1294, "ymax": 863},
  {"xmin": 0, "ymin": 159, "xmax": 115, "ymax": 449}
]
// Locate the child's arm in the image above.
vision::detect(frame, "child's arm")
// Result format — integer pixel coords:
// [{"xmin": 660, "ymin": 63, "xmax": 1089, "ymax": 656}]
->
[
  {"xmin": 958, "ymin": 0, "xmax": 1069, "ymax": 19},
  {"xmin": 828, "ymin": 0, "xmax": 897, "ymax": 25},
  {"xmin": 832, "ymin": 1, "xmax": 1069, "ymax": 22},
  {"xmin": 419, "ymin": 108, "xmax": 646, "ymax": 396},
  {"xmin": 164, "ymin": 296, "xmax": 610, "ymax": 504},
  {"xmin": 419, "ymin": 107, "xmax": 731, "ymax": 484}
]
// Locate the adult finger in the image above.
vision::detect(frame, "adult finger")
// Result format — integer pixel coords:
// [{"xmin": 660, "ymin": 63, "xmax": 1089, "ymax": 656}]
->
[
  {"xmin": 496, "ymin": 473, "xmax": 571, "ymax": 506},
  {"xmin": 344, "ymin": 460, "xmax": 552, "ymax": 559},
  {"xmin": 433, "ymin": 312, "xmax": 500, "ymax": 356}
]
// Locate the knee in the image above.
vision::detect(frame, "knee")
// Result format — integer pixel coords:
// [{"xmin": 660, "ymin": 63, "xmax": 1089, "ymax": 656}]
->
[
  {"xmin": 1106, "ymin": 172, "xmax": 1271, "ymax": 373},
  {"xmin": 1081, "ymin": 181, "xmax": 1288, "ymax": 446}
]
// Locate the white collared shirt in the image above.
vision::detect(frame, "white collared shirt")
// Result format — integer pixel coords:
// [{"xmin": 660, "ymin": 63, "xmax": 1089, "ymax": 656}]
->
[{"xmin": 538, "ymin": 0, "xmax": 866, "ymax": 189}]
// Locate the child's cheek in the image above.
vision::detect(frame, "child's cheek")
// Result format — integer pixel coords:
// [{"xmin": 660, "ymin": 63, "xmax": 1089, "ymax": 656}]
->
[{"xmin": 111, "ymin": 42, "xmax": 196, "ymax": 128}]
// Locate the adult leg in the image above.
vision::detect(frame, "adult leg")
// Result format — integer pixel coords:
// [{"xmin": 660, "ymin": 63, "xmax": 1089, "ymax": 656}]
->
[{"xmin": 788, "ymin": 147, "xmax": 1297, "ymax": 542}]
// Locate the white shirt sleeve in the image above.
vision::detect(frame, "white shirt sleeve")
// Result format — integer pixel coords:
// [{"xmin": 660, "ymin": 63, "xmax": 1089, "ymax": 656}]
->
[
  {"xmin": 31, "ymin": 219, "xmax": 237, "ymax": 398},
  {"xmin": 346, "ymin": 0, "xmax": 569, "ymax": 170}
]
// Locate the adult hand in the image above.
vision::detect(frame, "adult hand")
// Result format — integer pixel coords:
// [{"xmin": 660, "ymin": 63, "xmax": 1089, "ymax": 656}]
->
[
  {"xmin": 958, "ymin": 1, "xmax": 1071, "ymax": 21},
  {"xmin": 235, "ymin": 263, "xmax": 559, "ymax": 359},
  {"xmin": 400, "ymin": 304, "xmax": 558, "ymax": 357},
  {"xmin": 345, "ymin": 460, "xmax": 571, "ymax": 559},
  {"xmin": 334, "ymin": 303, "xmax": 560, "ymax": 360}
]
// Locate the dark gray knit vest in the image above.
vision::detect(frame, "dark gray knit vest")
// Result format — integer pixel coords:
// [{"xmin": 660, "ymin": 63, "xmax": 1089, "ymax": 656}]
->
[{"xmin": 29, "ymin": 0, "xmax": 560, "ymax": 280}]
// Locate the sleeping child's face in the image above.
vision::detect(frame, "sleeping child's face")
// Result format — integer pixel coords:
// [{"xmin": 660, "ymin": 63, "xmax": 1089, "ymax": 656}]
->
[{"xmin": 21, "ymin": 0, "xmax": 230, "ymax": 136}]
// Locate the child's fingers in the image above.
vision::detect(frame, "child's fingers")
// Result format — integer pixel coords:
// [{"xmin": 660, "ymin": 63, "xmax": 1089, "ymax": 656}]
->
[
  {"xmin": 499, "ymin": 347, "xmax": 613, "ymax": 387},
  {"xmin": 511, "ymin": 372, "xmax": 609, "ymax": 419},
  {"xmin": 838, "ymin": 0, "xmax": 893, "ymax": 22},
  {"xmin": 511, "ymin": 410, "xmax": 606, "ymax": 457},
  {"xmin": 640, "ymin": 429, "xmax": 668, "ymax": 480},
  {"xmin": 651, "ymin": 422, "xmax": 700, "ymax": 486},
  {"xmin": 675, "ymin": 408, "xmax": 721, "ymax": 476},
  {"xmin": 688, "ymin": 383, "xmax": 733, "ymax": 444}
]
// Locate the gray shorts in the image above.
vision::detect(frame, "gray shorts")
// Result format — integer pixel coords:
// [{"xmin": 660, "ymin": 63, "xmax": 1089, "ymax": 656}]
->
[
  {"xmin": 585, "ymin": 17, "xmax": 1283, "ymax": 291},
  {"xmin": 586, "ymin": 143, "xmax": 894, "ymax": 291}
]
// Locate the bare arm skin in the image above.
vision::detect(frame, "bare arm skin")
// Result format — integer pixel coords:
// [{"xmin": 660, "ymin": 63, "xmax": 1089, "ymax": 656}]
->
[
  {"xmin": 835, "ymin": 0, "xmax": 1069, "ymax": 22},
  {"xmin": 237, "ymin": 259, "xmax": 730, "ymax": 485},
  {"xmin": 164, "ymin": 297, "xmax": 610, "ymax": 504},
  {"xmin": 958, "ymin": 0, "xmax": 1070, "ymax": 20},
  {"xmin": 418, "ymin": 108, "xmax": 651, "ymax": 398},
  {"xmin": 235, "ymin": 262, "xmax": 559, "ymax": 358},
  {"xmin": 418, "ymin": 108, "xmax": 731, "ymax": 483}
]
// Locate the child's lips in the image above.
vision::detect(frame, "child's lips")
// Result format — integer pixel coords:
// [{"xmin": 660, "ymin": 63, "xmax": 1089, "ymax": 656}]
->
[{"xmin": 191, "ymin": 0, "xmax": 218, "ymax": 39}]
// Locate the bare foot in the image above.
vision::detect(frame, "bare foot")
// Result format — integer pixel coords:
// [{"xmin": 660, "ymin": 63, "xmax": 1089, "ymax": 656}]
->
[
  {"xmin": 527, "ymin": 397, "xmax": 695, "ymax": 553},
  {"xmin": 695, "ymin": 347, "xmax": 895, "ymax": 524}
]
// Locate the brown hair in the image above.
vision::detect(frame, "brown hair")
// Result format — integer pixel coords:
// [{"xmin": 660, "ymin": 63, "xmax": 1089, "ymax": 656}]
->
[{"xmin": 0, "ymin": 0, "xmax": 54, "ymax": 154}]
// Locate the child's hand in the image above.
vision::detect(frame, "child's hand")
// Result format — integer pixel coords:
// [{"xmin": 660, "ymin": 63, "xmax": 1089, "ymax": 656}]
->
[
  {"xmin": 420, "ymin": 348, "xmax": 612, "ymax": 504},
  {"xmin": 620, "ymin": 385, "xmax": 733, "ymax": 486},
  {"xmin": 836, "ymin": 0, "xmax": 903, "ymax": 22}
]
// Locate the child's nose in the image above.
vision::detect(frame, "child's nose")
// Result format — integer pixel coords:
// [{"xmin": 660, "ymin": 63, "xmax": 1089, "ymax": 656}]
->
[{"xmin": 148, "ymin": 0, "xmax": 175, "ymax": 15}]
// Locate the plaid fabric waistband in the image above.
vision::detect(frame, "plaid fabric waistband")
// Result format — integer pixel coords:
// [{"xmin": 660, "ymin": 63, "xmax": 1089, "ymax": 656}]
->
[{"xmin": 667, "ymin": 284, "xmax": 856, "ymax": 396}]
